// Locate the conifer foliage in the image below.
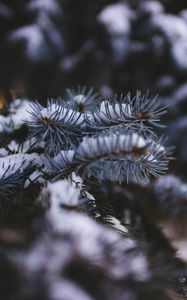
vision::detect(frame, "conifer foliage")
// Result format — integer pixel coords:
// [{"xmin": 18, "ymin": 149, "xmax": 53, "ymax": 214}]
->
[
  {"xmin": 1, "ymin": 1, "xmax": 187, "ymax": 299},
  {"xmin": 1, "ymin": 87, "xmax": 185, "ymax": 300},
  {"xmin": 0, "ymin": 89, "xmax": 171, "ymax": 199}
]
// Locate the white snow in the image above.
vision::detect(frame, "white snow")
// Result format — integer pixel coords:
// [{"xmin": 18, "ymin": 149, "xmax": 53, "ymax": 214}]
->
[
  {"xmin": 98, "ymin": 3, "xmax": 131, "ymax": 35},
  {"xmin": 26, "ymin": 0, "xmax": 61, "ymax": 16},
  {"xmin": 77, "ymin": 133, "xmax": 147, "ymax": 159},
  {"xmin": 0, "ymin": 153, "xmax": 38, "ymax": 179},
  {"xmin": 41, "ymin": 179, "xmax": 81, "ymax": 230},
  {"xmin": 151, "ymin": 14, "xmax": 187, "ymax": 43},
  {"xmin": 46, "ymin": 179, "xmax": 81, "ymax": 207},
  {"xmin": 43, "ymin": 150, "xmax": 75, "ymax": 174},
  {"xmin": 73, "ymin": 94, "xmax": 87, "ymax": 104},
  {"xmin": 171, "ymin": 40, "xmax": 187, "ymax": 71},
  {"xmin": 9, "ymin": 25, "xmax": 46, "ymax": 61},
  {"xmin": 39, "ymin": 104, "xmax": 85, "ymax": 126},
  {"xmin": 93, "ymin": 101, "xmax": 132, "ymax": 124},
  {"xmin": 0, "ymin": 99, "xmax": 32, "ymax": 132}
]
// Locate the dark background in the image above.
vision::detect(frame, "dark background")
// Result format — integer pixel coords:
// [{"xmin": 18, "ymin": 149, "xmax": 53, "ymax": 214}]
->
[{"xmin": 0, "ymin": 0, "xmax": 187, "ymax": 100}]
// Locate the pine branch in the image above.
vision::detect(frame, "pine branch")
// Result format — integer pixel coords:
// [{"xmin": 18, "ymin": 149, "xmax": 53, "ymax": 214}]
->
[{"xmin": 27, "ymin": 100, "xmax": 85, "ymax": 152}]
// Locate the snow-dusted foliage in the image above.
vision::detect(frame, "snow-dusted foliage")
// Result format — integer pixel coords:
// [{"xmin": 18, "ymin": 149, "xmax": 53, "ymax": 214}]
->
[
  {"xmin": 73, "ymin": 133, "xmax": 171, "ymax": 183},
  {"xmin": 65, "ymin": 86, "xmax": 101, "ymax": 112},
  {"xmin": 0, "ymin": 89, "xmax": 172, "ymax": 199},
  {"xmin": 27, "ymin": 100, "xmax": 85, "ymax": 151},
  {"xmin": 1, "ymin": 1, "xmax": 187, "ymax": 299},
  {"xmin": 0, "ymin": 153, "xmax": 38, "ymax": 198},
  {"xmin": 0, "ymin": 99, "xmax": 32, "ymax": 132}
]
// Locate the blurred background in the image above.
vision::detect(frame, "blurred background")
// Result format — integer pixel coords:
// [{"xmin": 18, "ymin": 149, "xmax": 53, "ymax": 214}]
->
[{"xmin": 0, "ymin": 0, "xmax": 187, "ymax": 100}]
